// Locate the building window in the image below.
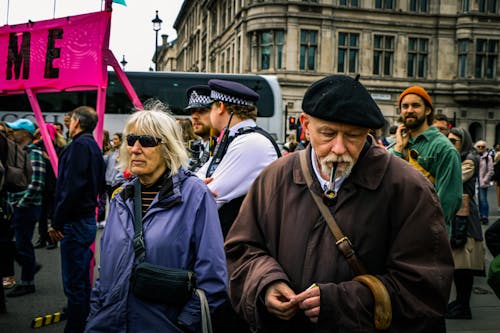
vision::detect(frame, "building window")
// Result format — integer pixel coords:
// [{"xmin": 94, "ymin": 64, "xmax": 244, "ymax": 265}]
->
[
  {"xmin": 237, "ymin": 36, "xmax": 241, "ymax": 73},
  {"xmin": 339, "ymin": 0, "xmax": 359, "ymax": 7},
  {"xmin": 221, "ymin": 1, "xmax": 226, "ymax": 30},
  {"xmin": 300, "ymin": 30, "xmax": 318, "ymax": 71},
  {"xmin": 276, "ymin": 31, "xmax": 284, "ymax": 69},
  {"xmin": 375, "ymin": 0, "xmax": 394, "ymax": 9},
  {"xmin": 478, "ymin": 0, "xmax": 498, "ymax": 13},
  {"xmin": 373, "ymin": 35, "xmax": 394, "ymax": 76},
  {"xmin": 407, "ymin": 37, "xmax": 428, "ymax": 78},
  {"xmin": 461, "ymin": 0, "xmax": 470, "ymax": 12},
  {"xmin": 257, "ymin": 30, "xmax": 284, "ymax": 70},
  {"xmin": 458, "ymin": 39, "xmax": 468, "ymax": 78},
  {"xmin": 409, "ymin": 0, "xmax": 429, "ymax": 13},
  {"xmin": 338, "ymin": 32, "xmax": 359, "ymax": 73},
  {"xmin": 475, "ymin": 39, "xmax": 498, "ymax": 79},
  {"xmin": 211, "ymin": 6, "xmax": 217, "ymax": 36}
]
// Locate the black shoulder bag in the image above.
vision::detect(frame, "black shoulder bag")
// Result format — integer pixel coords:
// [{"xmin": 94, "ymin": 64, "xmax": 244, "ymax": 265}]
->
[
  {"xmin": 129, "ymin": 180, "xmax": 213, "ymax": 332},
  {"xmin": 128, "ymin": 179, "xmax": 196, "ymax": 301}
]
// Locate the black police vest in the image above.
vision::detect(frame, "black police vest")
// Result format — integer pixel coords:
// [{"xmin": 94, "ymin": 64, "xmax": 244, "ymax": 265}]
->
[{"xmin": 211, "ymin": 126, "xmax": 281, "ymax": 238}]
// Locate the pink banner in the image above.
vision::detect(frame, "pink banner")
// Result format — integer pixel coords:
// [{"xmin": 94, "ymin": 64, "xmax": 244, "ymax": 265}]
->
[{"xmin": 0, "ymin": 11, "xmax": 110, "ymax": 94}]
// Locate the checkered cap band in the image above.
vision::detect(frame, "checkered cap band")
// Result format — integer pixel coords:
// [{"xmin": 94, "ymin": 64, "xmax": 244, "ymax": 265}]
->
[
  {"xmin": 211, "ymin": 90, "xmax": 255, "ymax": 106},
  {"xmin": 188, "ymin": 90, "xmax": 212, "ymax": 106}
]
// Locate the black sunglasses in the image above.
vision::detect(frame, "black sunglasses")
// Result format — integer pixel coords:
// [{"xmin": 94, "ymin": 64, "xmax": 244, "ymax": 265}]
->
[
  {"xmin": 126, "ymin": 134, "xmax": 162, "ymax": 147},
  {"xmin": 449, "ymin": 138, "xmax": 460, "ymax": 145}
]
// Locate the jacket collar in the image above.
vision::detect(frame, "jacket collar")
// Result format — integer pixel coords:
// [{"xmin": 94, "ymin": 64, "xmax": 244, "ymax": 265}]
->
[{"xmin": 119, "ymin": 168, "xmax": 188, "ymax": 210}]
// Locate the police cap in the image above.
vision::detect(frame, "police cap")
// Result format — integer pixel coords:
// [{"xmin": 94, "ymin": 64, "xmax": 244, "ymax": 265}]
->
[
  {"xmin": 185, "ymin": 85, "xmax": 213, "ymax": 111},
  {"xmin": 208, "ymin": 79, "xmax": 259, "ymax": 106}
]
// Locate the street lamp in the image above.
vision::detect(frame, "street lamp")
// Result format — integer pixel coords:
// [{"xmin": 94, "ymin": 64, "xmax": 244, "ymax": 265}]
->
[
  {"xmin": 151, "ymin": 10, "xmax": 162, "ymax": 71},
  {"xmin": 120, "ymin": 55, "xmax": 128, "ymax": 70}
]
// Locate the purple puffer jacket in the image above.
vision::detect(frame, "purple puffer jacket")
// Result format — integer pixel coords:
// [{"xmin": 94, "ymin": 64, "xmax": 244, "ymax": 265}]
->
[{"xmin": 85, "ymin": 168, "xmax": 228, "ymax": 333}]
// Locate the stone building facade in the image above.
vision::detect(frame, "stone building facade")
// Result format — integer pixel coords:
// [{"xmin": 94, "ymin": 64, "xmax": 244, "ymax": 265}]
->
[{"xmin": 160, "ymin": 0, "xmax": 500, "ymax": 144}]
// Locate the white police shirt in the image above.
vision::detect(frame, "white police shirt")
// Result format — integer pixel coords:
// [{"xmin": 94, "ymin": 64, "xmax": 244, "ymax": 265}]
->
[{"xmin": 196, "ymin": 119, "xmax": 278, "ymax": 209}]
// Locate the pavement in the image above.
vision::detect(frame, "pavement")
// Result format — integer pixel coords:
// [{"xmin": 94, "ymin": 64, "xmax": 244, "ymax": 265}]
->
[{"xmin": 1, "ymin": 192, "xmax": 500, "ymax": 332}]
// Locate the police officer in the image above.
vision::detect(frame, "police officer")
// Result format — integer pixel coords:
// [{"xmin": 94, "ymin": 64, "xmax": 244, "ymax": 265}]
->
[
  {"xmin": 196, "ymin": 79, "xmax": 280, "ymax": 237},
  {"xmin": 185, "ymin": 85, "xmax": 217, "ymax": 172}
]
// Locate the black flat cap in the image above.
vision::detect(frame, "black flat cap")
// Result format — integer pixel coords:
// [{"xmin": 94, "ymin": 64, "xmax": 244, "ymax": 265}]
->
[
  {"xmin": 185, "ymin": 85, "xmax": 213, "ymax": 111},
  {"xmin": 302, "ymin": 75, "xmax": 385, "ymax": 129},
  {"xmin": 208, "ymin": 79, "xmax": 259, "ymax": 106}
]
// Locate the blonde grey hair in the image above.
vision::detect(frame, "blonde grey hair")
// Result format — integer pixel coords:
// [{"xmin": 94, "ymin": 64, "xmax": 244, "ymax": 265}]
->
[{"xmin": 118, "ymin": 100, "xmax": 188, "ymax": 177}]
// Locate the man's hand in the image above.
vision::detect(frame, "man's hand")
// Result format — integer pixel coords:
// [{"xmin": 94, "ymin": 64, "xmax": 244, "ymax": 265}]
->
[
  {"xmin": 48, "ymin": 227, "xmax": 64, "ymax": 243},
  {"xmin": 202, "ymin": 177, "xmax": 218, "ymax": 197},
  {"xmin": 394, "ymin": 124, "xmax": 409, "ymax": 153},
  {"xmin": 264, "ymin": 281, "xmax": 298, "ymax": 321},
  {"xmin": 291, "ymin": 284, "xmax": 321, "ymax": 323}
]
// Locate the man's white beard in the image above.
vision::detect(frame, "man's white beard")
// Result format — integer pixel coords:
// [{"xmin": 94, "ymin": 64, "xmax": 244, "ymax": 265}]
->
[{"xmin": 320, "ymin": 153, "xmax": 354, "ymax": 179}]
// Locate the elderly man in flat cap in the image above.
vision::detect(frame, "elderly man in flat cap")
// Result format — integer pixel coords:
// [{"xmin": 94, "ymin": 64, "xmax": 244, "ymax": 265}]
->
[
  {"xmin": 389, "ymin": 86, "xmax": 462, "ymax": 233},
  {"xmin": 225, "ymin": 75, "xmax": 454, "ymax": 332},
  {"xmin": 196, "ymin": 79, "xmax": 281, "ymax": 238}
]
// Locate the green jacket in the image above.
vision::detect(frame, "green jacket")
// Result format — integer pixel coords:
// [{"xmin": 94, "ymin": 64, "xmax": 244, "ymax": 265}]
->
[{"xmin": 390, "ymin": 126, "xmax": 462, "ymax": 234}]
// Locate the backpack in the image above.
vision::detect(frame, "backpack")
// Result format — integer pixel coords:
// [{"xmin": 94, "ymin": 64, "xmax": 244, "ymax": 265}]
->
[{"xmin": 0, "ymin": 134, "xmax": 33, "ymax": 193}]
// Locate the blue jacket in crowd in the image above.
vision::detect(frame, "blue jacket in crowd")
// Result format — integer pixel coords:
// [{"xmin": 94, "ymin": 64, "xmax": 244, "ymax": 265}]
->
[
  {"xmin": 53, "ymin": 131, "xmax": 105, "ymax": 230},
  {"xmin": 85, "ymin": 168, "xmax": 228, "ymax": 333}
]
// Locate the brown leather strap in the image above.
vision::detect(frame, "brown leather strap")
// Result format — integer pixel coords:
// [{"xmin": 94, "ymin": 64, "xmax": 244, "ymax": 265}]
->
[
  {"xmin": 299, "ymin": 150, "xmax": 367, "ymax": 275},
  {"xmin": 299, "ymin": 150, "xmax": 392, "ymax": 330}
]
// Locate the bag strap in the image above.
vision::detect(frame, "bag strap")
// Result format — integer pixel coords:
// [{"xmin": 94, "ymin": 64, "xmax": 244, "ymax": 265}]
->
[
  {"xmin": 299, "ymin": 150, "xmax": 392, "ymax": 330},
  {"xmin": 299, "ymin": 150, "xmax": 367, "ymax": 275},
  {"xmin": 196, "ymin": 289, "xmax": 213, "ymax": 333},
  {"xmin": 132, "ymin": 180, "xmax": 146, "ymax": 260},
  {"xmin": 132, "ymin": 179, "xmax": 213, "ymax": 332}
]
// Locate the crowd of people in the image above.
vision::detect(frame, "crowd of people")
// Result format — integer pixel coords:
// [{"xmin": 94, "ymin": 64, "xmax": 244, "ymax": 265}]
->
[{"xmin": 0, "ymin": 76, "xmax": 499, "ymax": 332}]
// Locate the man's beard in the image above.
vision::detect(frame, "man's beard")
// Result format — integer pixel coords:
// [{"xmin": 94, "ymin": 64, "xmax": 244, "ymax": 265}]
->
[
  {"xmin": 320, "ymin": 153, "xmax": 354, "ymax": 179},
  {"xmin": 403, "ymin": 113, "xmax": 427, "ymax": 130},
  {"xmin": 194, "ymin": 124, "xmax": 210, "ymax": 139}
]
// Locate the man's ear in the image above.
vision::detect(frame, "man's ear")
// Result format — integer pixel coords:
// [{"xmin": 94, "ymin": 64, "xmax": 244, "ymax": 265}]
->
[{"xmin": 218, "ymin": 102, "xmax": 226, "ymax": 115}]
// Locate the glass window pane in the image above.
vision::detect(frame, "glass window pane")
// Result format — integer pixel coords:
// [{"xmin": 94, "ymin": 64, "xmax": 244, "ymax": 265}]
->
[
  {"xmin": 387, "ymin": 36, "xmax": 394, "ymax": 49},
  {"xmin": 276, "ymin": 31, "xmax": 284, "ymax": 44},
  {"xmin": 301, "ymin": 31, "xmax": 307, "ymax": 43},
  {"xmin": 410, "ymin": 0, "xmax": 416, "ymax": 11},
  {"xmin": 408, "ymin": 54, "xmax": 415, "ymax": 77},
  {"xmin": 300, "ymin": 46, "xmax": 306, "ymax": 69},
  {"xmin": 409, "ymin": 38, "xmax": 416, "ymax": 51},
  {"xmin": 310, "ymin": 31, "xmax": 317, "ymax": 44},
  {"xmin": 349, "ymin": 50, "xmax": 357, "ymax": 72},
  {"xmin": 350, "ymin": 34, "xmax": 358, "ymax": 47},
  {"xmin": 475, "ymin": 55, "xmax": 483, "ymax": 78},
  {"xmin": 339, "ymin": 33, "xmax": 346, "ymax": 46},
  {"xmin": 338, "ymin": 50, "xmax": 345, "ymax": 72},
  {"xmin": 384, "ymin": 53, "xmax": 392, "ymax": 75},
  {"xmin": 373, "ymin": 52, "xmax": 380, "ymax": 75}
]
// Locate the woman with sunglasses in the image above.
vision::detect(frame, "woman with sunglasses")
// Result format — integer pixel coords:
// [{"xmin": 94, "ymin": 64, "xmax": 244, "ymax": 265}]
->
[
  {"xmin": 446, "ymin": 127, "xmax": 485, "ymax": 320},
  {"xmin": 85, "ymin": 101, "xmax": 228, "ymax": 333}
]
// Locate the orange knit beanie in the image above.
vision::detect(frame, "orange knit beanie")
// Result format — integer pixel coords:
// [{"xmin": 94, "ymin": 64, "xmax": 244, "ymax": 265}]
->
[{"xmin": 398, "ymin": 86, "xmax": 433, "ymax": 110}]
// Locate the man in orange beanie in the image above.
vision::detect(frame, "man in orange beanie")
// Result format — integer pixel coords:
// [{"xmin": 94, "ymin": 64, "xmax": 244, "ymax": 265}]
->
[{"xmin": 389, "ymin": 86, "xmax": 462, "ymax": 232}]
